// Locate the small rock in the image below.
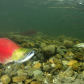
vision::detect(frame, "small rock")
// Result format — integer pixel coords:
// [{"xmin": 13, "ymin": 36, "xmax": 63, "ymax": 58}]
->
[
  {"xmin": 40, "ymin": 43, "xmax": 46, "ymax": 48},
  {"xmin": 30, "ymin": 81, "xmax": 41, "ymax": 84},
  {"xmin": 55, "ymin": 54, "xmax": 62, "ymax": 59},
  {"xmin": 33, "ymin": 75, "xmax": 44, "ymax": 81},
  {"xmin": 57, "ymin": 47, "xmax": 65, "ymax": 56},
  {"xmin": 74, "ymin": 43, "xmax": 84, "ymax": 48},
  {"xmin": 12, "ymin": 75, "xmax": 27, "ymax": 82},
  {"xmin": 18, "ymin": 82, "xmax": 23, "ymax": 84},
  {"xmin": 21, "ymin": 64, "xmax": 25, "ymax": 69},
  {"xmin": 49, "ymin": 59, "xmax": 54, "ymax": 64},
  {"xmin": 67, "ymin": 60, "xmax": 77, "ymax": 66},
  {"xmin": 0, "ymin": 82, "xmax": 3, "ymax": 84},
  {"xmin": 33, "ymin": 70, "xmax": 44, "ymax": 76},
  {"xmin": 17, "ymin": 69, "xmax": 27, "ymax": 75},
  {"xmin": 51, "ymin": 64, "xmax": 56, "ymax": 67},
  {"xmin": 42, "ymin": 45, "xmax": 56, "ymax": 57},
  {"xmin": 72, "ymin": 63, "xmax": 80, "ymax": 71},
  {"xmin": 64, "ymin": 40, "xmax": 73, "ymax": 48},
  {"xmin": 54, "ymin": 58, "xmax": 62, "ymax": 64},
  {"xmin": 82, "ymin": 71, "xmax": 84, "ymax": 76},
  {"xmin": 34, "ymin": 63, "xmax": 41, "ymax": 68},
  {"xmin": 10, "ymin": 83, "xmax": 17, "ymax": 84},
  {"xmin": 43, "ymin": 78, "xmax": 50, "ymax": 84},
  {"xmin": 11, "ymin": 71, "xmax": 17, "ymax": 76},
  {"xmin": 1, "ymin": 75, "xmax": 11, "ymax": 84},
  {"xmin": 62, "ymin": 60, "xmax": 68, "ymax": 66},
  {"xmin": 25, "ymin": 79, "xmax": 32, "ymax": 84},
  {"xmin": 43, "ymin": 64, "xmax": 50, "ymax": 71}
]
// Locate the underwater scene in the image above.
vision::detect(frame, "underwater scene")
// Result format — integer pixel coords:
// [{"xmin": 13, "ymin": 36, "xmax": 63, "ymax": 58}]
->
[{"xmin": 0, "ymin": 0, "xmax": 84, "ymax": 84}]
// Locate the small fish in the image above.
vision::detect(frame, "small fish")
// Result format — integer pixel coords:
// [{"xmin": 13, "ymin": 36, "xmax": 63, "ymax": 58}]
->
[
  {"xmin": 20, "ymin": 30, "xmax": 38, "ymax": 36},
  {"xmin": 0, "ymin": 38, "xmax": 36, "ymax": 64}
]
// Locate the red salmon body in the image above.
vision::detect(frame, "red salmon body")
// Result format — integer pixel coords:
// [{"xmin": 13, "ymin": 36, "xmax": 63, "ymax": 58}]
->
[{"xmin": 0, "ymin": 38, "xmax": 21, "ymax": 63}]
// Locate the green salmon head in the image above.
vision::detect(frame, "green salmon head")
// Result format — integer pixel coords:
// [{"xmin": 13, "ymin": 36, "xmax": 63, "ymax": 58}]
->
[{"xmin": 12, "ymin": 48, "xmax": 36, "ymax": 63}]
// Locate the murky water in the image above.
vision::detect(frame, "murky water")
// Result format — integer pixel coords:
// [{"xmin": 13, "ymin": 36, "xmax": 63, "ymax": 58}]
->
[{"xmin": 0, "ymin": 0, "xmax": 84, "ymax": 38}]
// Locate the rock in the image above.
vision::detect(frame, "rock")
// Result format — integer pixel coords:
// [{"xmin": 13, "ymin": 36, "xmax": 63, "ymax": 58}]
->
[
  {"xmin": 54, "ymin": 58, "xmax": 62, "ymax": 64},
  {"xmin": 62, "ymin": 60, "xmax": 69, "ymax": 66},
  {"xmin": 33, "ymin": 70, "xmax": 44, "ymax": 76},
  {"xmin": 50, "ymin": 63, "xmax": 62, "ymax": 74},
  {"xmin": 25, "ymin": 68, "xmax": 34, "ymax": 76},
  {"xmin": 55, "ymin": 54, "xmax": 62, "ymax": 59},
  {"xmin": 42, "ymin": 45, "xmax": 56, "ymax": 57},
  {"xmin": 43, "ymin": 64, "xmax": 50, "ymax": 71},
  {"xmin": 74, "ymin": 52, "xmax": 84, "ymax": 61},
  {"xmin": 33, "ymin": 75, "xmax": 44, "ymax": 81},
  {"xmin": 10, "ymin": 83, "xmax": 17, "ymax": 84},
  {"xmin": 57, "ymin": 47, "xmax": 65, "ymax": 56},
  {"xmin": 67, "ymin": 60, "xmax": 77, "ymax": 66},
  {"xmin": 25, "ymin": 79, "xmax": 32, "ymax": 84},
  {"xmin": 43, "ymin": 78, "xmax": 50, "ymax": 84},
  {"xmin": 34, "ymin": 62, "xmax": 41, "ymax": 68},
  {"xmin": 18, "ymin": 82, "xmax": 23, "ymax": 84},
  {"xmin": 72, "ymin": 63, "xmax": 80, "ymax": 71},
  {"xmin": 30, "ymin": 81, "xmax": 41, "ymax": 84},
  {"xmin": 12, "ymin": 75, "xmax": 27, "ymax": 82},
  {"xmin": 24, "ymin": 65, "xmax": 31, "ymax": 70},
  {"xmin": 21, "ymin": 64, "xmax": 25, "ymax": 69},
  {"xmin": 0, "ymin": 82, "xmax": 3, "ymax": 84},
  {"xmin": 49, "ymin": 58, "xmax": 54, "ymax": 64},
  {"xmin": 73, "ymin": 43, "xmax": 84, "ymax": 48},
  {"xmin": 0, "ymin": 71, "xmax": 2, "ymax": 77},
  {"xmin": 40, "ymin": 43, "xmax": 46, "ymax": 48},
  {"xmin": 17, "ymin": 69, "xmax": 27, "ymax": 75},
  {"xmin": 51, "ymin": 64, "xmax": 56, "ymax": 67},
  {"xmin": 1, "ymin": 75, "xmax": 11, "ymax": 84},
  {"xmin": 11, "ymin": 71, "xmax": 17, "ymax": 76},
  {"xmin": 64, "ymin": 40, "xmax": 73, "ymax": 48},
  {"xmin": 64, "ymin": 51, "xmax": 74, "ymax": 60}
]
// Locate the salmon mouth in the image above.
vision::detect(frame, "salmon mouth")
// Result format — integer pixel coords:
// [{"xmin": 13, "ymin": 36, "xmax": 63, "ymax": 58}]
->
[{"xmin": 14, "ymin": 49, "xmax": 36, "ymax": 63}]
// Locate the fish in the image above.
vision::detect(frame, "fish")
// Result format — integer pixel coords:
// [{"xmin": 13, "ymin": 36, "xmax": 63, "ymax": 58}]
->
[
  {"xmin": 20, "ymin": 30, "xmax": 38, "ymax": 36},
  {"xmin": 0, "ymin": 38, "xmax": 36, "ymax": 64}
]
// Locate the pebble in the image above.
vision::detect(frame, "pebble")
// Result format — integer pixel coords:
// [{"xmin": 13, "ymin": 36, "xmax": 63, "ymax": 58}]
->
[
  {"xmin": 33, "ymin": 70, "xmax": 44, "ymax": 76},
  {"xmin": 33, "ymin": 75, "xmax": 44, "ymax": 81},
  {"xmin": 25, "ymin": 79, "xmax": 32, "ymax": 84},
  {"xmin": 74, "ymin": 43, "xmax": 84, "ymax": 48},
  {"xmin": 42, "ymin": 45, "xmax": 56, "ymax": 57},
  {"xmin": 62, "ymin": 60, "xmax": 69, "ymax": 65},
  {"xmin": 12, "ymin": 75, "xmax": 27, "ymax": 82},
  {"xmin": 1, "ymin": 34, "xmax": 84, "ymax": 84},
  {"xmin": 30, "ymin": 81, "xmax": 41, "ymax": 84},
  {"xmin": 63, "ymin": 40, "xmax": 73, "ymax": 48},
  {"xmin": 67, "ymin": 60, "xmax": 77, "ymax": 66},
  {"xmin": 17, "ymin": 69, "xmax": 27, "ymax": 75},
  {"xmin": 1, "ymin": 75, "xmax": 11, "ymax": 84},
  {"xmin": 34, "ymin": 62, "xmax": 41, "ymax": 68},
  {"xmin": 57, "ymin": 47, "xmax": 65, "ymax": 56}
]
